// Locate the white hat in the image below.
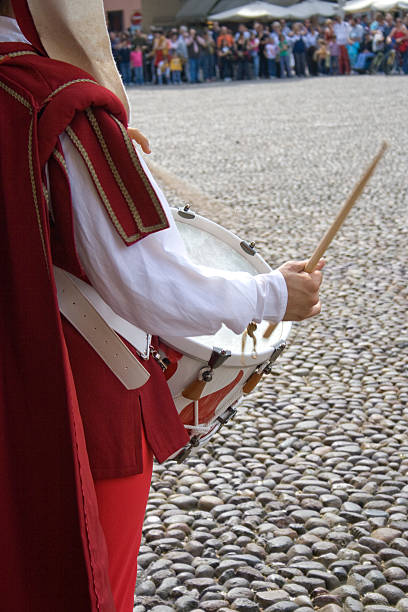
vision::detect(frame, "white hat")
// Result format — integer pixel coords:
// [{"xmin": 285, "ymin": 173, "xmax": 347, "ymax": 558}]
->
[{"xmin": 25, "ymin": 0, "xmax": 130, "ymax": 118}]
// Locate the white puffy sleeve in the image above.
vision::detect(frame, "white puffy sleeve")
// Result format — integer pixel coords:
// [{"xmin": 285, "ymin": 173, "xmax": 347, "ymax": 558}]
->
[{"xmin": 59, "ymin": 133, "xmax": 287, "ymax": 338}]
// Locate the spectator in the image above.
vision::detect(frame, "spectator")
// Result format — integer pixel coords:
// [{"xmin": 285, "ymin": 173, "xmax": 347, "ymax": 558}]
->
[
  {"xmin": 110, "ymin": 31, "xmax": 121, "ymax": 70},
  {"xmin": 304, "ymin": 19, "xmax": 319, "ymax": 76},
  {"xmin": 217, "ymin": 26, "xmax": 234, "ymax": 81},
  {"xmin": 333, "ymin": 15, "xmax": 351, "ymax": 74},
  {"xmin": 130, "ymin": 44, "xmax": 144, "ymax": 85},
  {"xmin": 383, "ymin": 13, "xmax": 395, "ymax": 42},
  {"xmin": 153, "ymin": 32, "xmax": 169, "ymax": 85},
  {"xmin": 328, "ymin": 37, "xmax": 340, "ymax": 75},
  {"xmin": 256, "ymin": 22, "xmax": 270, "ymax": 78},
  {"xmin": 279, "ymin": 33, "xmax": 291, "ymax": 77},
  {"xmin": 236, "ymin": 29, "xmax": 251, "ymax": 79},
  {"xmin": 354, "ymin": 31, "xmax": 374, "ymax": 72},
  {"xmin": 314, "ymin": 38, "xmax": 330, "ymax": 74},
  {"xmin": 118, "ymin": 34, "xmax": 132, "ymax": 84},
  {"xmin": 186, "ymin": 28, "xmax": 203, "ymax": 83},
  {"xmin": 292, "ymin": 23, "xmax": 307, "ymax": 77},
  {"xmin": 248, "ymin": 31, "xmax": 260, "ymax": 78},
  {"xmin": 235, "ymin": 23, "xmax": 250, "ymax": 41},
  {"xmin": 201, "ymin": 29, "xmax": 217, "ymax": 81},
  {"xmin": 349, "ymin": 16, "xmax": 365, "ymax": 43},
  {"xmin": 170, "ymin": 49, "xmax": 183, "ymax": 84},
  {"xmin": 264, "ymin": 35, "xmax": 278, "ymax": 78},
  {"xmin": 389, "ymin": 17, "xmax": 408, "ymax": 74}
]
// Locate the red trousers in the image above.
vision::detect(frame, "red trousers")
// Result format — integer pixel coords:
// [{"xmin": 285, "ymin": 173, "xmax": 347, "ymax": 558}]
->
[
  {"xmin": 94, "ymin": 427, "xmax": 153, "ymax": 612},
  {"xmin": 338, "ymin": 45, "xmax": 350, "ymax": 75}
]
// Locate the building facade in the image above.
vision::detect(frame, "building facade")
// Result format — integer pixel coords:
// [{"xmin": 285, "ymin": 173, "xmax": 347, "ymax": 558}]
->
[{"xmin": 104, "ymin": 0, "xmax": 185, "ymax": 31}]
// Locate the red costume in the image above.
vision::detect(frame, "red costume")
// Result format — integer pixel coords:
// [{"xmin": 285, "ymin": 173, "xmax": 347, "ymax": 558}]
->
[{"xmin": 0, "ymin": 1, "xmax": 189, "ymax": 609}]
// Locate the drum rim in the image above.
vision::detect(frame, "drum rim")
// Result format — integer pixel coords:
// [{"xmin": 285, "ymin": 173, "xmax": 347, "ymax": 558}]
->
[
  {"xmin": 172, "ymin": 207, "xmax": 271, "ymax": 275},
  {"xmin": 162, "ymin": 320, "xmax": 291, "ymax": 367},
  {"xmin": 161, "ymin": 209, "xmax": 292, "ymax": 367}
]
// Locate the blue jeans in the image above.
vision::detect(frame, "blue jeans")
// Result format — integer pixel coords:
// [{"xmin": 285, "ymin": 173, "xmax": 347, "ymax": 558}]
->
[
  {"xmin": 294, "ymin": 52, "xmax": 306, "ymax": 76},
  {"xmin": 133, "ymin": 66, "xmax": 144, "ymax": 85},
  {"xmin": 402, "ymin": 49, "xmax": 408, "ymax": 74},
  {"xmin": 120, "ymin": 62, "xmax": 131, "ymax": 84},
  {"xmin": 354, "ymin": 52, "xmax": 373, "ymax": 72},
  {"xmin": 330, "ymin": 56, "xmax": 339, "ymax": 75},
  {"xmin": 280, "ymin": 55, "xmax": 291, "ymax": 77},
  {"xmin": 252, "ymin": 53, "xmax": 260, "ymax": 77},
  {"xmin": 172, "ymin": 70, "xmax": 182, "ymax": 84},
  {"xmin": 237, "ymin": 60, "xmax": 250, "ymax": 80},
  {"xmin": 188, "ymin": 57, "xmax": 199, "ymax": 83},
  {"xmin": 220, "ymin": 56, "xmax": 233, "ymax": 79},
  {"xmin": 201, "ymin": 54, "xmax": 216, "ymax": 80},
  {"xmin": 267, "ymin": 58, "xmax": 276, "ymax": 78}
]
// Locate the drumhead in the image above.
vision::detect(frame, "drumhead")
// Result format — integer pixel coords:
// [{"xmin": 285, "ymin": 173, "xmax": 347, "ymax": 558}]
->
[{"xmin": 163, "ymin": 208, "xmax": 291, "ymax": 367}]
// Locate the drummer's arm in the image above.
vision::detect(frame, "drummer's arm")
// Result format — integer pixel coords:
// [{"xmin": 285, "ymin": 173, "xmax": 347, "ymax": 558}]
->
[
  {"xmin": 127, "ymin": 130, "xmax": 324, "ymax": 324},
  {"xmin": 59, "ymin": 132, "xmax": 322, "ymax": 336}
]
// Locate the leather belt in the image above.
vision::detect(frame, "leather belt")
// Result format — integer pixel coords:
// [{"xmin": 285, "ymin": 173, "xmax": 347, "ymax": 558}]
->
[{"xmin": 53, "ymin": 266, "xmax": 150, "ymax": 390}]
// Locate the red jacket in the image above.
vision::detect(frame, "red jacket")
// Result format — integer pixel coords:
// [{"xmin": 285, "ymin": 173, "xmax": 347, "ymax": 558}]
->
[{"xmin": 0, "ymin": 2, "xmax": 188, "ymax": 610}]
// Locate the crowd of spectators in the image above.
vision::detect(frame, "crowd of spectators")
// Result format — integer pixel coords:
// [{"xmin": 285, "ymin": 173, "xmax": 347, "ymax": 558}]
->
[{"xmin": 110, "ymin": 12, "xmax": 408, "ymax": 85}]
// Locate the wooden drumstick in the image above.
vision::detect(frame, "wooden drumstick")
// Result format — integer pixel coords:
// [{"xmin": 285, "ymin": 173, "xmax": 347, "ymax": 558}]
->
[{"xmin": 263, "ymin": 141, "xmax": 388, "ymax": 339}]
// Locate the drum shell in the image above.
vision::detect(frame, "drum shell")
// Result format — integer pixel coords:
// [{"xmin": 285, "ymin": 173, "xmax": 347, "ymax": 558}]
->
[{"xmin": 161, "ymin": 209, "xmax": 291, "ymax": 438}]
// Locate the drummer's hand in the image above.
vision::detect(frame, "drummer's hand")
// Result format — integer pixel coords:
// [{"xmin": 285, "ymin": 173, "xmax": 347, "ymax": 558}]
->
[
  {"xmin": 279, "ymin": 259, "xmax": 325, "ymax": 321},
  {"xmin": 127, "ymin": 127, "xmax": 151, "ymax": 154}
]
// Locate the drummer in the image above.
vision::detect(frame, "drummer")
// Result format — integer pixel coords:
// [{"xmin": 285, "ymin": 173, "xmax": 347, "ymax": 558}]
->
[{"xmin": 0, "ymin": 2, "xmax": 324, "ymax": 611}]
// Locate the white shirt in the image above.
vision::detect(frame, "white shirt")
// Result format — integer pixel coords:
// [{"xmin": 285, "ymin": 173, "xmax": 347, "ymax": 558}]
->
[
  {"xmin": 1, "ymin": 18, "xmax": 288, "ymax": 339},
  {"xmin": 334, "ymin": 22, "xmax": 351, "ymax": 46},
  {"xmin": 264, "ymin": 42, "xmax": 278, "ymax": 59},
  {"xmin": 304, "ymin": 31, "xmax": 319, "ymax": 48}
]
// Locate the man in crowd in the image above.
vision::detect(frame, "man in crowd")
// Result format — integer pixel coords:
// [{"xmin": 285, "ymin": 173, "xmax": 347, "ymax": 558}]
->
[{"xmin": 334, "ymin": 14, "xmax": 351, "ymax": 74}]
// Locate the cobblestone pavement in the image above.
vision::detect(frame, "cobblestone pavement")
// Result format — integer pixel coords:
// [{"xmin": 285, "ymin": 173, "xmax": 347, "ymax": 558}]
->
[{"xmin": 128, "ymin": 76, "xmax": 408, "ymax": 612}]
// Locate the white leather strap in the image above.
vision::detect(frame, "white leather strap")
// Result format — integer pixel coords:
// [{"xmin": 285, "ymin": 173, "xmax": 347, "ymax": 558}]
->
[{"xmin": 53, "ymin": 266, "xmax": 150, "ymax": 390}]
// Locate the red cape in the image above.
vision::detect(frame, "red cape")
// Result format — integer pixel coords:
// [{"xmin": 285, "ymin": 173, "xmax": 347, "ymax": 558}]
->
[{"xmin": 0, "ymin": 2, "xmax": 168, "ymax": 610}]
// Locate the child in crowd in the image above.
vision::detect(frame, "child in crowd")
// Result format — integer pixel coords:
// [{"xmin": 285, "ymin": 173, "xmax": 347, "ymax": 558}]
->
[
  {"xmin": 157, "ymin": 58, "xmax": 170, "ymax": 85},
  {"xmin": 264, "ymin": 35, "xmax": 278, "ymax": 77},
  {"xmin": 279, "ymin": 33, "xmax": 291, "ymax": 77},
  {"xmin": 314, "ymin": 39, "xmax": 330, "ymax": 74},
  {"xmin": 328, "ymin": 39, "xmax": 340, "ymax": 74},
  {"xmin": 170, "ymin": 49, "xmax": 183, "ymax": 84},
  {"xmin": 130, "ymin": 45, "xmax": 144, "ymax": 85}
]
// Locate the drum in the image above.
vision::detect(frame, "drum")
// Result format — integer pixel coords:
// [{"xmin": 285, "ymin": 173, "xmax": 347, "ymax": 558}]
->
[{"xmin": 160, "ymin": 207, "xmax": 291, "ymax": 461}]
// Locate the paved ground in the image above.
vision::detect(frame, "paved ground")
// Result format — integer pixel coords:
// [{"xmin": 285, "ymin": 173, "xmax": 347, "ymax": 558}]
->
[{"xmin": 128, "ymin": 76, "xmax": 408, "ymax": 612}]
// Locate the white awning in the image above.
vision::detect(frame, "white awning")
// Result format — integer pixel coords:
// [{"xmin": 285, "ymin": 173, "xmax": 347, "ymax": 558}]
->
[
  {"xmin": 344, "ymin": 0, "xmax": 408, "ymax": 11},
  {"xmin": 285, "ymin": 0, "xmax": 340, "ymax": 18},
  {"xmin": 210, "ymin": 1, "xmax": 297, "ymax": 21},
  {"xmin": 210, "ymin": 0, "xmax": 339, "ymax": 20}
]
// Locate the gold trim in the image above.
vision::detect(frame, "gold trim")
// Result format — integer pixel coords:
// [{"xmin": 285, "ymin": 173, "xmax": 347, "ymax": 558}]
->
[
  {"xmin": 41, "ymin": 79, "xmax": 97, "ymax": 106},
  {"xmin": 28, "ymin": 118, "xmax": 50, "ymax": 274},
  {"xmin": 86, "ymin": 108, "xmax": 167, "ymax": 232},
  {"xmin": 0, "ymin": 51, "xmax": 38, "ymax": 61},
  {"xmin": 0, "ymin": 79, "xmax": 32, "ymax": 110},
  {"xmin": 111, "ymin": 114, "xmax": 168, "ymax": 228},
  {"xmin": 0, "ymin": 79, "xmax": 50, "ymax": 272},
  {"xmin": 66, "ymin": 125, "xmax": 141, "ymax": 244},
  {"xmin": 42, "ymin": 181, "xmax": 54, "ymax": 222},
  {"xmin": 53, "ymin": 148, "xmax": 68, "ymax": 174}
]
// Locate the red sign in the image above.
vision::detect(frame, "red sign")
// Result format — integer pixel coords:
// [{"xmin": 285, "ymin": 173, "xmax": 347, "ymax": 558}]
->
[{"xmin": 131, "ymin": 11, "xmax": 142, "ymax": 25}]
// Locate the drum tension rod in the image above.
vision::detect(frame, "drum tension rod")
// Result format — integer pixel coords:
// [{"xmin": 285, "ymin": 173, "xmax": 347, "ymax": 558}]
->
[
  {"xmin": 243, "ymin": 341, "xmax": 287, "ymax": 395},
  {"xmin": 177, "ymin": 204, "xmax": 196, "ymax": 219},
  {"xmin": 175, "ymin": 406, "xmax": 238, "ymax": 463},
  {"xmin": 182, "ymin": 347, "xmax": 231, "ymax": 401}
]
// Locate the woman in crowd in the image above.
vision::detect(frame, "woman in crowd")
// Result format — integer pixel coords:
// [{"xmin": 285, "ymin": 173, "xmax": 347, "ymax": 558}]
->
[
  {"xmin": 389, "ymin": 16, "xmax": 408, "ymax": 73},
  {"xmin": 236, "ymin": 28, "xmax": 251, "ymax": 79}
]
